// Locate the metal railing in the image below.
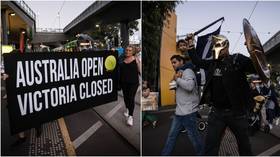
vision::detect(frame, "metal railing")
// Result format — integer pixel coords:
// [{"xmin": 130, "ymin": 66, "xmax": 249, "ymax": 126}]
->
[
  {"xmin": 36, "ymin": 28, "xmax": 64, "ymax": 33},
  {"xmin": 13, "ymin": 0, "xmax": 36, "ymax": 20}
]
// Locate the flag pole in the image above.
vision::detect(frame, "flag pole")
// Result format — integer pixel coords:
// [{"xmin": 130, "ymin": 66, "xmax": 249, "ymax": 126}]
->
[
  {"xmin": 193, "ymin": 17, "xmax": 224, "ymax": 36},
  {"xmin": 176, "ymin": 17, "xmax": 224, "ymax": 39}
]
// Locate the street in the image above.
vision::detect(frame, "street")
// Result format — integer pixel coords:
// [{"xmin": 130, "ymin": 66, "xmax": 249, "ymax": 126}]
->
[
  {"xmin": 1, "ymin": 80, "xmax": 140, "ymax": 156},
  {"xmin": 142, "ymin": 109, "xmax": 280, "ymax": 156}
]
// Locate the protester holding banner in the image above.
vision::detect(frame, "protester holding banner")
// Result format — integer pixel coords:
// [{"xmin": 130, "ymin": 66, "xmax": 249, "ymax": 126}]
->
[
  {"xmin": 4, "ymin": 54, "xmax": 42, "ymax": 147},
  {"xmin": 2, "ymin": 72, "xmax": 25, "ymax": 146},
  {"xmin": 120, "ymin": 45, "xmax": 141, "ymax": 126},
  {"xmin": 161, "ymin": 55, "xmax": 203, "ymax": 156},
  {"xmin": 5, "ymin": 73, "xmax": 27, "ymax": 147},
  {"xmin": 261, "ymin": 82, "xmax": 280, "ymax": 129},
  {"xmin": 186, "ymin": 33, "xmax": 255, "ymax": 155}
]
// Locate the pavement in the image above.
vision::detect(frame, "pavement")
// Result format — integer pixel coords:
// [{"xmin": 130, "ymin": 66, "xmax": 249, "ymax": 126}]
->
[
  {"xmin": 143, "ymin": 107, "xmax": 280, "ymax": 156},
  {"xmin": 271, "ymin": 124, "xmax": 280, "ymax": 138},
  {"xmin": 1, "ymin": 78, "xmax": 140, "ymax": 156}
]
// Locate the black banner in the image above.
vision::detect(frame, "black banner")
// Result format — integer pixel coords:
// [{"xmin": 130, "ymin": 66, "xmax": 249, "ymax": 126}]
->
[{"xmin": 3, "ymin": 50, "xmax": 118, "ymax": 135}]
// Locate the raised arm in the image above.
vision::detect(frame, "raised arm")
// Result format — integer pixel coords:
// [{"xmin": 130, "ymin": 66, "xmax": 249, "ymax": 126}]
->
[{"xmin": 185, "ymin": 33, "xmax": 212, "ymax": 69}]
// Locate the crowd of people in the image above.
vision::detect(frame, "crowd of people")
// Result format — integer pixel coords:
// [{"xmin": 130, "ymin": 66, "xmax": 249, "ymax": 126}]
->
[
  {"xmin": 249, "ymin": 80, "xmax": 280, "ymax": 134},
  {"xmin": 1, "ymin": 33, "xmax": 142, "ymax": 148},
  {"xmin": 157, "ymin": 33, "xmax": 280, "ymax": 156},
  {"xmin": 2, "ymin": 29, "xmax": 279, "ymax": 155}
]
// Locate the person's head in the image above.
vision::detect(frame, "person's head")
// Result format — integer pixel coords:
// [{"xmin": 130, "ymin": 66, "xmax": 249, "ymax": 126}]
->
[
  {"xmin": 176, "ymin": 39, "xmax": 188, "ymax": 53},
  {"xmin": 250, "ymin": 82, "xmax": 256, "ymax": 89},
  {"xmin": 212, "ymin": 35, "xmax": 229, "ymax": 60},
  {"xmin": 27, "ymin": 43, "xmax": 32, "ymax": 49},
  {"xmin": 142, "ymin": 80, "xmax": 151, "ymax": 98},
  {"xmin": 26, "ymin": 40, "xmax": 32, "ymax": 49},
  {"xmin": 170, "ymin": 55, "xmax": 185, "ymax": 70},
  {"xmin": 142, "ymin": 87, "xmax": 150, "ymax": 98},
  {"xmin": 76, "ymin": 34, "xmax": 93, "ymax": 52},
  {"xmin": 125, "ymin": 45, "xmax": 134, "ymax": 57}
]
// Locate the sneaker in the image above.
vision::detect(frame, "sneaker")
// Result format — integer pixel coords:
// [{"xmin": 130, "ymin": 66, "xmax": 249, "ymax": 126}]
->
[
  {"xmin": 124, "ymin": 109, "xmax": 129, "ymax": 118},
  {"xmin": 276, "ymin": 118, "xmax": 280, "ymax": 126},
  {"xmin": 127, "ymin": 116, "xmax": 133, "ymax": 126}
]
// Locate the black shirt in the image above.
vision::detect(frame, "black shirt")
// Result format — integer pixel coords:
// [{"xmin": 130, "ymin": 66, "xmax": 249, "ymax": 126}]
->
[
  {"xmin": 211, "ymin": 61, "xmax": 231, "ymax": 109},
  {"xmin": 120, "ymin": 60, "xmax": 139, "ymax": 84}
]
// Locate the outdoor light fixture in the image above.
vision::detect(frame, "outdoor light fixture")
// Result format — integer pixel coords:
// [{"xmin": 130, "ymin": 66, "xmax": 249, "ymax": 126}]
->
[
  {"xmin": 9, "ymin": 13, "xmax": 16, "ymax": 16},
  {"xmin": 96, "ymin": 24, "xmax": 100, "ymax": 28}
]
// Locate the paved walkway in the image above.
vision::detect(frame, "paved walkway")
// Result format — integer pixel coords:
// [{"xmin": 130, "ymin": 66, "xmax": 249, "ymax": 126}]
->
[
  {"xmin": 219, "ymin": 128, "xmax": 239, "ymax": 156},
  {"xmin": 94, "ymin": 90, "xmax": 140, "ymax": 151},
  {"xmin": 143, "ymin": 106, "xmax": 280, "ymax": 156},
  {"xmin": 28, "ymin": 121, "xmax": 67, "ymax": 156}
]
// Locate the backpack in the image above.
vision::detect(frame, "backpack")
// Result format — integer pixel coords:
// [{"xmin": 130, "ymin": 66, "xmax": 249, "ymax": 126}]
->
[{"xmin": 178, "ymin": 62, "xmax": 206, "ymax": 87}]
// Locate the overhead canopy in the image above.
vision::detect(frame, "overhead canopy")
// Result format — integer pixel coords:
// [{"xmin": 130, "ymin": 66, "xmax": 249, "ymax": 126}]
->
[{"xmin": 64, "ymin": 1, "xmax": 140, "ymax": 35}]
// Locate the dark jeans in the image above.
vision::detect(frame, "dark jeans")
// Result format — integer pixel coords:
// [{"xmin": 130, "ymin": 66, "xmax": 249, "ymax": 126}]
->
[
  {"xmin": 205, "ymin": 107, "xmax": 252, "ymax": 155},
  {"xmin": 161, "ymin": 112, "xmax": 204, "ymax": 155},
  {"xmin": 121, "ymin": 83, "xmax": 139, "ymax": 116}
]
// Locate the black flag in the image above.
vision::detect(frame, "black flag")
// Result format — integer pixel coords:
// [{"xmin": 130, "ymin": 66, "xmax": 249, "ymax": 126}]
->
[{"xmin": 196, "ymin": 26, "xmax": 221, "ymax": 60}]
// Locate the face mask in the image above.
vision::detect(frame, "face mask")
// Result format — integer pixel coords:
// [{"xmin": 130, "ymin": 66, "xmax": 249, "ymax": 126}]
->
[{"xmin": 212, "ymin": 35, "xmax": 229, "ymax": 60}]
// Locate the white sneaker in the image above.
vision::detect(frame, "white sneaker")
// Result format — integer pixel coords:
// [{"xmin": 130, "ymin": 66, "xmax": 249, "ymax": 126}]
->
[
  {"xmin": 269, "ymin": 124, "xmax": 273, "ymax": 130},
  {"xmin": 276, "ymin": 118, "xmax": 280, "ymax": 126},
  {"xmin": 124, "ymin": 109, "xmax": 129, "ymax": 117},
  {"xmin": 127, "ymin": 116, "xmax": 133, "ymax": 126}
]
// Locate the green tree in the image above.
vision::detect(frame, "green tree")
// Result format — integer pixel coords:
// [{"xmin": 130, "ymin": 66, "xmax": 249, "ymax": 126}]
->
[
  {"xmin": 142, "ymin": 1, "xmax": 179, "ymax": 91},
  {"xmin": 90, "ymin": 20, "xmax": 139, "ymax": 49}
]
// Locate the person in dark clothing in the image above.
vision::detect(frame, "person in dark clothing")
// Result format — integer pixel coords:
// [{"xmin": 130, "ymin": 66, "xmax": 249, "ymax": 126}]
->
[
  {"xmin": 120, "ymin": 45, "xmax": 141, "ymax": 126},
  {"xmin": 250, "ymin": 82, "xmax": 261, "ymax": 97},
  {"xmin": 261, "ymin": 82, "xmax": 280, "ymax": 129},
  {"xmin": 186, "ymin": 34, "xmax": 255, "ymax": 155},
  {"xmin": 248, "ymin": 82, "xmax": 263, "ymax": 136}
]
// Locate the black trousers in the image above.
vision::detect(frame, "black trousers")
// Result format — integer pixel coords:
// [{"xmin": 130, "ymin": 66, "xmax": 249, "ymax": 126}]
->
[
  {"xmin": 121, "ymin": 83, "xmax": 139, "ymax": 116},
  {"xmin": 205, "ymin": 107, "xmax": 252, "ymax": 156}
]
